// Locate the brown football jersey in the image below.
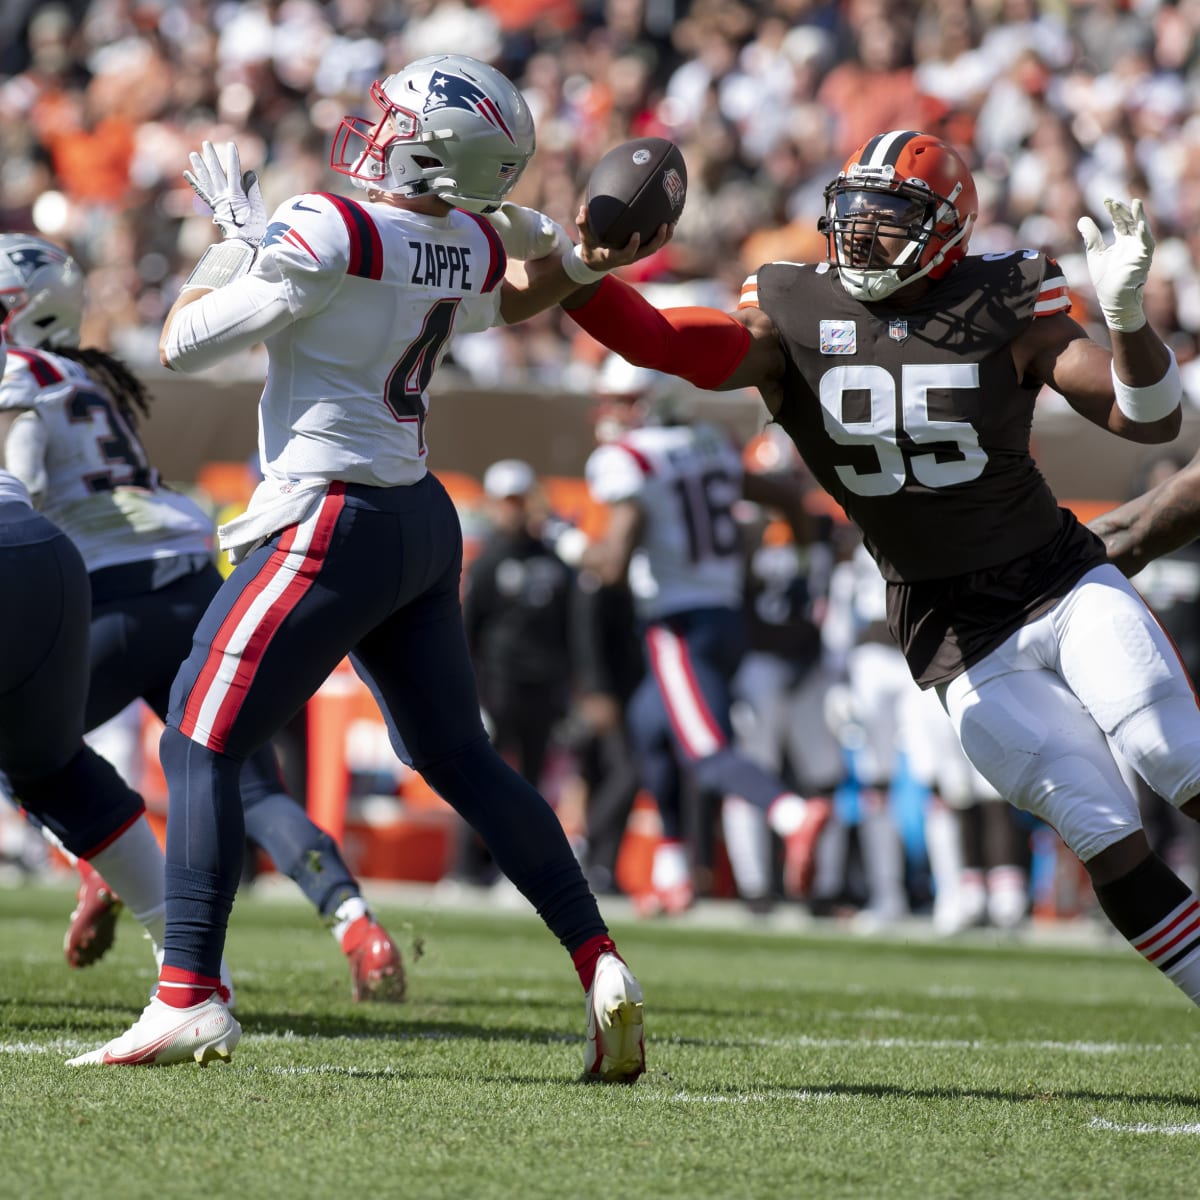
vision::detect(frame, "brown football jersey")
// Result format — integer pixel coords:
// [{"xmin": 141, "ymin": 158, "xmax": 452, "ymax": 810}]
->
[{"xmin": 742, "ymin": 252, "xmax": 1107, "ymax": 686}]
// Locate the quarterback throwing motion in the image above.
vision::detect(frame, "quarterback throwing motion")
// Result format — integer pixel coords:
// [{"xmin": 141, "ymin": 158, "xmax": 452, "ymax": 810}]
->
[
  {"xmin": 558, "ymin": 129, "xmax": 1200, "ymax": 1009},
  {"xmin": 69, "ymin": 55, "xmax": 653, "ymax": 1077}
]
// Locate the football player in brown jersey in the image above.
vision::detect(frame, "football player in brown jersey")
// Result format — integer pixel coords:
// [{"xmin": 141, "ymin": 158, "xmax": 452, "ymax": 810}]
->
[{"xmin": 546, "ymin": 128, "xmax": 1200, "ymax": 1012}]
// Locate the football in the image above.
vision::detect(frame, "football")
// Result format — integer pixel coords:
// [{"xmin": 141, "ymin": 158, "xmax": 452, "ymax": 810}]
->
[{"xmin": 586, "ymin": 137, "xmax": 687, "ymax": 251}]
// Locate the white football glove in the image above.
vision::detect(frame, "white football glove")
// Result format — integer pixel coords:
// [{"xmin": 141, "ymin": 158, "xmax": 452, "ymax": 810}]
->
[
  {"xmin": 485, "ymin": 202, "xmax": 572, "ymax": 261},
  {"xmin": 184, "ymin": 140, "xmax": 267, "ymax": 246},
  {"xmin": 1076, "ymin": 198, "xmax": 1155, "ymax": 333}
]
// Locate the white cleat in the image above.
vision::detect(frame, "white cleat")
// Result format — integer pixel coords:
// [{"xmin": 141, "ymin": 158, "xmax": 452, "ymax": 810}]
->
[
  {"xmin": 66, "ymin": 994, "xmax": 241, "ymax": 1067},
  {"xmin": 583, "ymin": 952, "xmax": 645, "ymax": 1083}
]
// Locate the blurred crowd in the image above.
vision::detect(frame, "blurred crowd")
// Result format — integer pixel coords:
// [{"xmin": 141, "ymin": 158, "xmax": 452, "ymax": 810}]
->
[{"xmin": 6, "ymin": 0, "xmax": 1200, "ymax": 396}]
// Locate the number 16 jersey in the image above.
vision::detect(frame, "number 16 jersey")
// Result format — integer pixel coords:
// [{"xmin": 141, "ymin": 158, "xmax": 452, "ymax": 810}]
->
[{"xmin": 585, "ymin": 420, "xmax": 745, "ymax": 622}]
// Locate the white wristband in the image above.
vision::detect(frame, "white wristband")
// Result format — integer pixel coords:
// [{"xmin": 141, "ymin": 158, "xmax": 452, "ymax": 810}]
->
[
  {"xmin": 562, "ymin": 242, "xmax": 607, "ymax": 286},
  {"xmin": 1112, "ymin": 349, "xmax": 1181, "ymax": 423}
]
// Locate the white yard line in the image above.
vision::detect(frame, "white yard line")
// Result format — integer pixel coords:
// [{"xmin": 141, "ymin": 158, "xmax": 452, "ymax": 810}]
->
[{"xmin": 1089, "ymin": 1117, "xmax": 1200, "ymax": 1136}]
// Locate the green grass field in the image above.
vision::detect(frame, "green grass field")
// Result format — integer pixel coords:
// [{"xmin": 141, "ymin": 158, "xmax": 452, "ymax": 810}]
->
[{"xmin": 1, "ymin": 882, "xmax": 1197, "ymax": 1200}]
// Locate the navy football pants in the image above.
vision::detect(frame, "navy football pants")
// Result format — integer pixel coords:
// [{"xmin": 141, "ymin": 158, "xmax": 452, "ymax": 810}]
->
[
  {"xmin": 160, "ymin": 476, "xmax": 605, "ymax": 977},
  {"xmin": 87, "ymin": 559, "xmax": 358, "ymax": 913},
  {"xmin": 0, "ymin": 502, "xmax": 142, "ymax": 854}
]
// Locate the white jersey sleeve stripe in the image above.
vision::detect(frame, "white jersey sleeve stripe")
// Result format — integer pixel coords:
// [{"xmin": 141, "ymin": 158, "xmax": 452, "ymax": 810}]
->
[{"xmin": 178, "ymin": 484, "xmax": 345, "ymax": 751}]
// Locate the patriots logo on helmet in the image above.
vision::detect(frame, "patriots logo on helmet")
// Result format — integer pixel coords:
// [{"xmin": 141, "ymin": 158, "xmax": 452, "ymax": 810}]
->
[
  {"xmin": 425, "ymin": 73, "xmax": 516, "ymax": 144},
  {"xmin": 3, "ymin": 244, "xmax": 66, "ymax": 281}
]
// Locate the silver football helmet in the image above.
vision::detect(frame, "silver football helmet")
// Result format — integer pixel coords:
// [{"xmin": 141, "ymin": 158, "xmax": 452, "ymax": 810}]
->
[
  {"xmin": 0, "ymin": 233, "xmax": 84, "ymax": 348},
  {"xmin": 330, "ymin": 55, "xmax": 536, "ymax": 214}
]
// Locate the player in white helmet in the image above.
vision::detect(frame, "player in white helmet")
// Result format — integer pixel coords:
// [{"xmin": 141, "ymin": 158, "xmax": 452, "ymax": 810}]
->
[
  {"xmin": 0, "ymin": 230, "xmax": 406, "ymax": 1000},
  {"xmin": 1, "ymin": 318, "xmax": 183, "ymax": 996},
  {"xmin": 68, "ymin": 54, "xmax": 662, "ymax": 1075},
  {"xmin": 579, "ymin": 356, "xmax": 827, "ymax": 915}
]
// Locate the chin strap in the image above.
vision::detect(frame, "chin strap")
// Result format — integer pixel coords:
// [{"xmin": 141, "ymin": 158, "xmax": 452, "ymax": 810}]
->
[{"xmin": 566, "ymin": 275, "xmax": 751, "ymax": 389}]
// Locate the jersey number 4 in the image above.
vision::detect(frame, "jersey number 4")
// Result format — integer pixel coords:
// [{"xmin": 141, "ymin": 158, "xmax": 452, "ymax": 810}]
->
[
  {"xmin": 383, "ymin": 298, "xmax": 460, "ymax": 454},
  {"xmin": 819, "ymin": 363, "xmax": 986, "ymax": 496}
]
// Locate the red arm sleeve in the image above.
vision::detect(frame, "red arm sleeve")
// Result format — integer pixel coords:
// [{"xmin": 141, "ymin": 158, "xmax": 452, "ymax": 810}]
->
[{"xmin": 565, "ymin": 274, "xmax": 752, "ymax": 390}]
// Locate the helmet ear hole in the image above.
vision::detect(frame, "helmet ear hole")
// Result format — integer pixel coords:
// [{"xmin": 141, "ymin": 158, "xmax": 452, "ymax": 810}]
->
[{"xmin": 412, "ymin": 155, "xmax": 443, "ymax": 170}]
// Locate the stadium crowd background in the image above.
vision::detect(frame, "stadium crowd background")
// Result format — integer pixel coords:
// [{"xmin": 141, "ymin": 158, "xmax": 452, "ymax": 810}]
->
[{"xmin": 4, "ymin": 0, "xmax": 1200, "ymax": 397}]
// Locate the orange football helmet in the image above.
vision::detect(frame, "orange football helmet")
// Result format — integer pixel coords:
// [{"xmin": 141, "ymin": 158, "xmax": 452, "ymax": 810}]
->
[{"xmin": 819, "ymin": 130, "xmax": 978, "ymax": 301}]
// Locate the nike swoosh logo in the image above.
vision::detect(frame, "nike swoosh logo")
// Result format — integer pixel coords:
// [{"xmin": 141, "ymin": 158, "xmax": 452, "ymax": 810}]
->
[{"xmin": 292, "ymin": 199, "xmax": 321, "ymax": 213}]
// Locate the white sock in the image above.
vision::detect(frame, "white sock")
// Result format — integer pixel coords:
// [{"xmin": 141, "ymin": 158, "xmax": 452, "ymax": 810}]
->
[
  {"xmin": 331, "ymin": 895, "xmax": 368, "ymax": 946},
  {"xmin": 766, "ymin": 792, "xmax": 809, "ymax": 837},
  {"xmin": 958, "ymin": 868, "xmax": 987, "ymax": 927},
  {"xmin": 650, "ymin": 840, "xmax": 690, "ymax": 892},
  {"xmin": 986, "ymin": 866, "xmax": 1028, "ymax": 930},
  {"xmin": 924, "ymin": 800, "xmax": 962, "ymax": 932},
  {"xmin": 721, "ymin": 796, "xmax": 772, "ymax": 900},
  {"xmin": 859, "ymin": 801, "xmax": 907, "ymax": 918},
  {"xmin": 87, "ymin": 816, "xmax": 164, "ymax": 949}
]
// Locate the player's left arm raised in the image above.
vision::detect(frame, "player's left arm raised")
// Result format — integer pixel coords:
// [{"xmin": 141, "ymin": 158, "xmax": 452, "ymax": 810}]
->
[{"xmin": 1018, "ymin": 199, "xmax": 1181, "ymax": 445}]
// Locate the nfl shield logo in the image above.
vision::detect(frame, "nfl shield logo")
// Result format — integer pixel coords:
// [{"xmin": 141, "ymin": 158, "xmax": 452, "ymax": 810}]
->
[{"xmin": 889, "ymin": 319, "xmax": 908, "ymax": 343}]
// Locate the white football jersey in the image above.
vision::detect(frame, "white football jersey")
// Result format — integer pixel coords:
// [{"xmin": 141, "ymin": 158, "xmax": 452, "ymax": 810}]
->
[
  {"xmin": 0, "ymin": 346, "xmax": 213, "ymax": 571},
  {"xmin": 585, "ymin": 421, "xmax": 745, "ymax": 621},
  {"xmin": 198, "ymin": 192, "xmax": 508, "ymax": 558}
]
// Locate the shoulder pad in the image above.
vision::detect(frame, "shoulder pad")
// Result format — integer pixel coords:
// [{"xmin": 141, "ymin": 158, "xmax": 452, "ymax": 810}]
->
[
  {"xmin": 0, "ymin": 346, "xmax": 67, "ymax": 407},
  {"xmin": 260, "ymin": 193, "xmax": 382, "ymax": 280}
]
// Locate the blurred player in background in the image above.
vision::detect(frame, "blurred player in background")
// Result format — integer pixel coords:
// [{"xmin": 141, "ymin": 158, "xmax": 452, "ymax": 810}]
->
[
  {"xmin": 456, "ymin": 458, "xmax": 576, "ymax": 885},
  {"xmin": 579, "ymin": 354, "xmax": 828, "ymax": 915},
  {"xmin": 0, "ymin": 232, "xmax": 405, "ymax": 1001},
  {"xmin": 68, "ymin": 55, "xmax": 653, "ymax": 1076},
  {"xmin": 558, "ymin": 128, "xmax": 1200, "ymax": 1010},
  {"xmin": 726, "ymin": 426, "xmax": 845, "ymax": 910},
  {"xmin": 0, "ymin": 331, "xmax": 179, "ymax": 989}
]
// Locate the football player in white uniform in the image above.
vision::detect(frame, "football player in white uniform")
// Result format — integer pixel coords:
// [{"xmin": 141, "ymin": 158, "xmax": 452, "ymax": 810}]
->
[
  {"xmin": 1, "ymin": 331, "xmax": 178, "ymax": 986},
  {"xmin": 557, "ymin": 129, "xmax": 1200, "ymax": 1013},
  {"xmin": 69, "ymin": 55, "xmax": 656, "ymax": 1075},
  {"xmin": 0, "ymin": 233, "xmax": 408, "ymax": 1000},
  {"xmin": 580, "ymin": 360, "xmax": 829, "ymax": 914}
]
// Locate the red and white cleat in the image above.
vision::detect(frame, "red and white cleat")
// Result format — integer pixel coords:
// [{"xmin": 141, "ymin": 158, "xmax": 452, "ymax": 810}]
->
[
  {"xmin": 64, "ymin": 860, "xmax": 123, "ymax": 969},
  {"xmin": 782, "ymin": 797, "xmax": 833, "ymax": 899},
  {"xmin": 343, "ymin": 916, "xmax": 406, "ymax": 1002},
  {"xmin": 65, "ymin": 993, "xmax": 240, "ymax": 1067},
  {"xmin": 584, "ymin": 952, "xmax": 645, "ymax": 1083}
]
